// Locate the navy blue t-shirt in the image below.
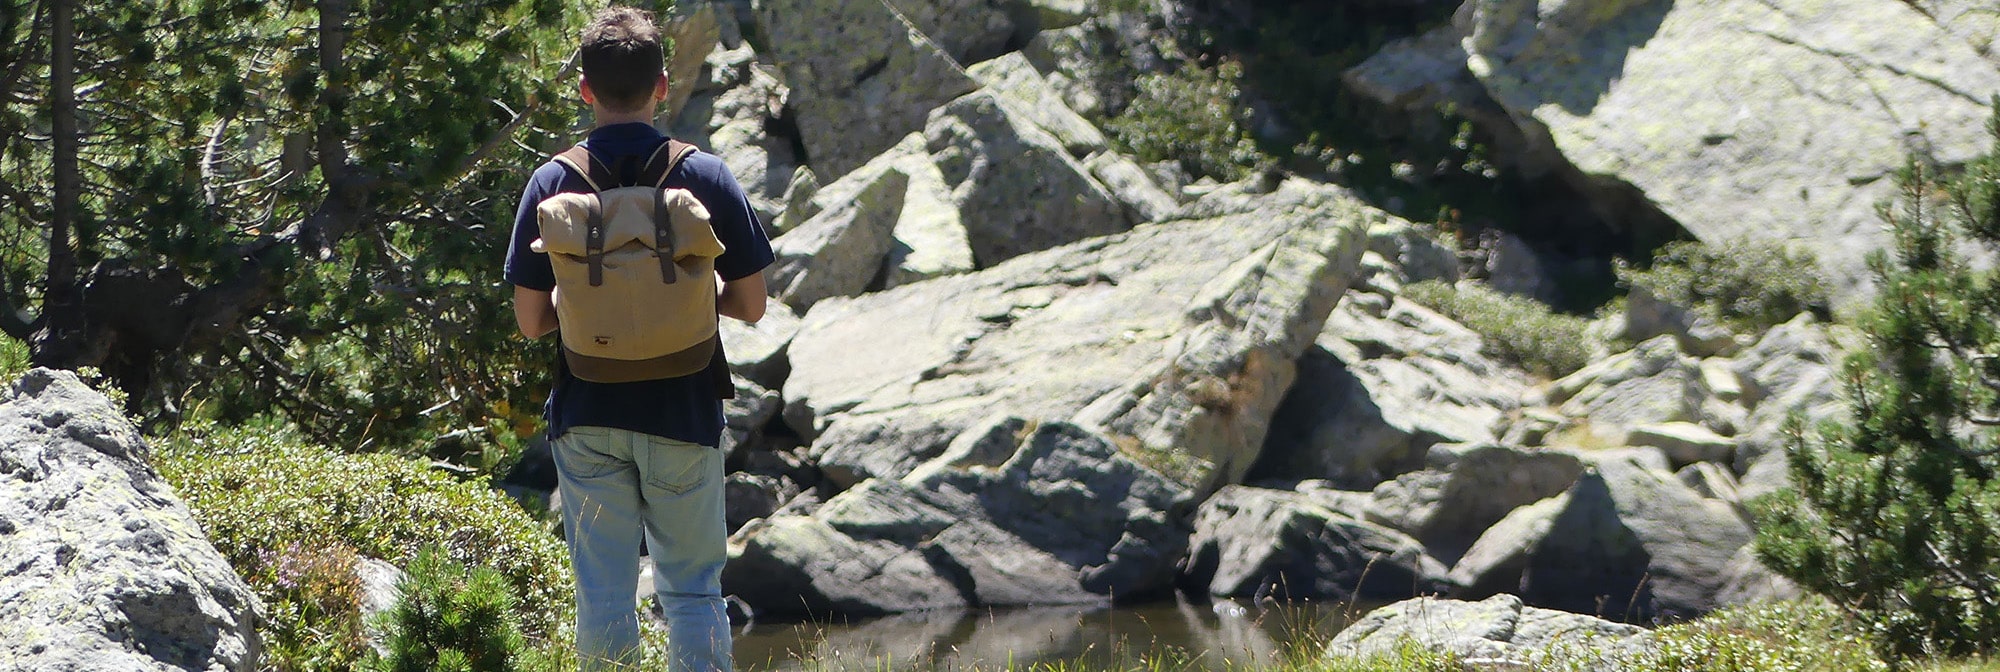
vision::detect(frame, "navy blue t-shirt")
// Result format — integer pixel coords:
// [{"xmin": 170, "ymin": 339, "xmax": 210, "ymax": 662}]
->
[{"xmin": 504, "ymin": 122, "xmax": 774, "ymax": 447}]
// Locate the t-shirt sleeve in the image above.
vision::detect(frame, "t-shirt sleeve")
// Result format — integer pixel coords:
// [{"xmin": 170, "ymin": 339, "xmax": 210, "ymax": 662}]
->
[
  {"xmin": 504, "ymin": 163, "xmax": 564, "ymax": 292},
  {"xmin": 690, "ymin": 155, "xmax": 776, "ymax": 282}
]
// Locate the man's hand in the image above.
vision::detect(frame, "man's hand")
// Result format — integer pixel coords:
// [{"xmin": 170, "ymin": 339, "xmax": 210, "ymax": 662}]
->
[
  {"xmin": 514, "ymin": 286, "xmax": 559, "ymax": 338},
  {"xmin": 718, "ymin": 271, "xmax": 767, "ymax": 324}
]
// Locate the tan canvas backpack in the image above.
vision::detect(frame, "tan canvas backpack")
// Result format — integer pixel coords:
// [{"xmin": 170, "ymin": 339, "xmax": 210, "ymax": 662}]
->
[{"xmin": 530, "ymin": 140, "xmax": 726, "ymax": 384}]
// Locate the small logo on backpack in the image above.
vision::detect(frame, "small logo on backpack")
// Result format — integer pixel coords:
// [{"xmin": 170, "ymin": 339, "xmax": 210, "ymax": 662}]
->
[{"xmin": 594, "ymin": 336, "xmax": 613, "ymax": 346}]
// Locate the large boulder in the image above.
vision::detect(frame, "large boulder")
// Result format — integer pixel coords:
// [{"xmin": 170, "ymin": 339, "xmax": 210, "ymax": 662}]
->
[
  {"xmin": 924, "ymin": 90, "xmax": 1130, "ymax": 266},
  {"xmin": 756, "ymin": 0, "xmax": 978, "ymax": 177},
  {"xmin": 1728, "ymin": 314, "xmax": 1849, "ymax": 474},
  {"xmin": 780, "ymin": 133, "xmax": 978, "ymax": 290},
  {"xmin": 1930, "ymin": 0, "xmax": 2000, "ymax": 58},
  {"xmin": 719, "ymin": 300, "xmax": 802, "ymax": 391},
  {"xmin": 1459, "ymin": 0, "xmax": 2000, "ymax": 299},
  {"xmin": 1183, "ymin": 486, "xmax": 1448, "ymax": 602},
  {"xmin": 1254, "ymin": 293, "xmax": 1527, "ymax": 488},
  {"xmin": 773, "ymin": 84, "xmax": 1133, "ymax": 292},
  {"xmin": 724, "ymin": 422, "xmax": 1193, "ymax": 617},
  {"xmin": 0, "ymin": 369, "xmax": 262, "ymax": 670},
  {"xmin": 768, "ymin": 166, "xmax": 910, "ymax": 311},
  {"xmin": 883, "ymin": 0, "xmax": 1025, "ymax": 67},
  {"xmin": 670, "ymin": 42, "xmax": 797, "ymax": 227},
  {"xmin": 965, "ymin": 53, "xmax": 1110, "ymax": 156},
  {"xmin": 1449, "ymin": 456, "xmax": 1754, "ymax": 620},
  {"xmin": 1366, "ymin": 445, "xmax": 1585, "ymax": 564},
  {"xmin": 1546, "ymin": 336, "xmax": 1715, "ymax": 441},
  {"xmin": 1020, "ymin": 14, "xmax": 1167, "ymax": 119},
  {"xmin": 785, "ymin": 178, "xmax": 1373, "ymax": 492},
  {"xmin": 1326, "ymin": 594, "xmax": 1647, "ymax": 663}
]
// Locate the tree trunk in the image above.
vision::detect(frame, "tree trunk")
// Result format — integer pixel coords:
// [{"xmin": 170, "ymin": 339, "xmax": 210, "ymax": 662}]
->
[{"xmin": 30, "ymin": 0, "xmax": 80, "ymax": 369}]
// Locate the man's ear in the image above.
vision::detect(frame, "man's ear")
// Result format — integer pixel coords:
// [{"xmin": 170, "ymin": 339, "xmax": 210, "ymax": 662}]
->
[
  {"xmin": 653, "ymin": 72, "xmax": 668, "ymax": 103},
  {"xmin": 579, "ymin": 77, "xmax": 597, "ymax": 106}
]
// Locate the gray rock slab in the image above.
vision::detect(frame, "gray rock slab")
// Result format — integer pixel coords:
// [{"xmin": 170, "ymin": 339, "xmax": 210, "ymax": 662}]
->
[
  {"xmin": 1716, "ymin": 544, "xmax": 1804, "ymax": 607},
  {"xmin": 925, "ymin": 90, "xmax": 1130, "ymax": 266},
  {"xmin": 757, "ymin": 0, "xmax": 978, "ymax": 177},
  {"xmin": 720, "ymin": 301, "xmax": 802, "ymax": 391},
  {"xmin": 884, "ymin": 0, "xmax": 1023, "ymax": 66},
  {"xmin": 0, "ymin": 369, "xmax": 262, "ymax": 671},
  {"xmin": 1729, "ymin": 314, "xmax": 1850, "ymax": 474},
  {"xmin": 786, "ymin": 178, "xmax": 1372, "ymax": 491},
  {"xmin": 1020, "ymin": 15, "xmax": 1162, "ymax": 119},
  {"xmin": 1326, "ymin": 594, "xmax": 1646, "ymax": 663},
  {"xmin": 1257, "ymin": 295, "xmax": 1526, "ymax": 488},
  {"xmin": 1367, "ymin": 445, "xmax": 1585, "ymax": 564},
  {"xmin": 1449, "ymin": 457, "xmax": 1754, "ymax": 620},
  {"xmin": 966, "ymin": 53, "xmax": 1110, "ymax": 156},
  {"xmin": 1552, "ymin": 336, "xmax": 1707, "ymax": 436},
  {"xmin": 1462, "ymin": 0, "xmax": 2000, "ymax": 300},
  {"xmin": 726, "ymin": 422, "xmax": 1193, "ymax": 616},
  {"xmin": 1085, "ymin": 151, "xmax": 1182, "ymax": 224},
  {"xmin": 722, "ymin": 376, "xmax": 783, "ymax": 464},
  {"xmin": 1186, "ymin": 486, "xmax": 1448, "ymax": 602},
  {"xmin": 723, "ymin": 514, "xmax": 968, "ymax": 618},
  {"xmin": 1624, "ymin": 421, "xmax": 1736, "ymax": 469},
  {"xmin": 769, "ymin": 166, "xmax": 909, "ymax": 311}
]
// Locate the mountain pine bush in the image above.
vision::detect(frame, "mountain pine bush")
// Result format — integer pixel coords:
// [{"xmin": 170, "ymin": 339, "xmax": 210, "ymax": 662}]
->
[
  {"xmin": 1755, "ymin": 102, "xmax": 2000, "ymax": 661},
  {"xmin": 369, "ymin": 547, "xmax": 528, "ymax": 672}
]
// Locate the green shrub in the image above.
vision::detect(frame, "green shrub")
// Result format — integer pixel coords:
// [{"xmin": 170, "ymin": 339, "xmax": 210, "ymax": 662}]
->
[
  {"xmin": 1107, "ymin": 61, "xmax": 1262, "ymax": 182},
  {"xmin": 1307, "ymin": 642, "xmax": 1460, "ymax": 672},
  {"xmin": 370, "ymin": 546, "xmax": 530, "ymax": 672},
  {"xmin": 157, "ymin": 418, "xmax": 572, "ymax": 650},
  {"xmin": 1401, "ymin": 280, "xmax": 1593, "ymax": 378},
  {"xmin": 1616, "ymin": 239, "xmax": 1831, "ymax": 333},
  {"xmin": 258, "ymin": 542, "xmax": 373, "ymax": 672},
  {"xmin": 1755, "ymin": 106, "xmax": 2000, "ymax": 660},
  {"xmin": 1614, "ymin": 600, "xmax": 1887, "ymax": 672},
  {"xmin": 0, "ymin": 337, "xmax": 25, "ymax": 380}
]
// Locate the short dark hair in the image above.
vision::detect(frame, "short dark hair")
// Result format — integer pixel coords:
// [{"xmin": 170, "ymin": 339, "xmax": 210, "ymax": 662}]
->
[{"xmin": 580, "ymin": 7, "xmax": 664, "ymax": 114}]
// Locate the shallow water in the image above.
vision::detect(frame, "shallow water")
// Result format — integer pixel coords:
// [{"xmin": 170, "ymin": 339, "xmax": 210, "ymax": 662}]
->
[{"xmin": 729, "ymin": 598, "xmax": 1378, "ymax": 671}]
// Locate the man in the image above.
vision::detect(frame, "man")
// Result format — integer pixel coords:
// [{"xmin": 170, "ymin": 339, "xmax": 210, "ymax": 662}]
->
[{"xmin": 504, "ymin": 7, "xmax": 771, "ymax": 671}]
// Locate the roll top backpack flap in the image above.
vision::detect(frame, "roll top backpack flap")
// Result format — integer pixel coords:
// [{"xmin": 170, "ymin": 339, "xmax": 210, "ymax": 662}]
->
[{"xmin": 530, "ymin": 141, "xmax": 728, "ymax": 384}]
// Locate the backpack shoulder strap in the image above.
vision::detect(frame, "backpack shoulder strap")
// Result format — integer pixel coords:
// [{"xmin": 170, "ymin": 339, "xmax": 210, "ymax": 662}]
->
[
  {"xmin": 552, "ymin": 145, "xmax": 618, "ymax": 193},
  {"xmin": 639, "ymin": 139, "xmax": 700, "ymax": 188}
]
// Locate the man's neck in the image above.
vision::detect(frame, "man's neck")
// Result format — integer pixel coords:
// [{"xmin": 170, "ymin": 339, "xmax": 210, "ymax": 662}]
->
[{"xmin": 592, "ymin": 106, "xmax": 657, "ymax": 129}]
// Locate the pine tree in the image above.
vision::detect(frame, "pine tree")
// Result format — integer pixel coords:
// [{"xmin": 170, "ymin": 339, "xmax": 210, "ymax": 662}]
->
[
  {"xmin": 1755, "ymin": 101, "xmax": 2000, "ymax": 661},
  {"xmin": 371, "ymin": 547, "xmax": 528, "ymax": 672},
  {"xmin": 0, "ymin": 0, "xmax": 678, "ymax": 453}
]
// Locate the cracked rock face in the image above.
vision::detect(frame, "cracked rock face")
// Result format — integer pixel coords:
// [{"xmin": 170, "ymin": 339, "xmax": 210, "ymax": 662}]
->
[
  {"xmin": 1183, "ymin": 486, "xmax": 1449, "ymax": 602},
  {"xmin": 1326, "ymin": 594, "xmax": 1647, "ymax": 663},
  {"xmin": 1462, "ymin": 0, "xmax": 2000, "ymax": 300},
  {"xmin": 733, "ymin": 179, "xmax": 1381, "ymax": 618},
  {"xmin": 0, "ymin": 369, "xmax": 262, "ymax": 671},
  {"xmin": 723, "ymin": 422, "xmax": 1192, "ymax": 617},
  {"xmin": 1448, "ymin": 456, "xmax": 1754, "ymax": 621},
  {"xmin": 756, "ymin": 0, "xmax": 978, "ymax": 177},
  {"xmin": 783, "ymin": 178, "xmax": 1374, "ymax": 493},
  {"xmin": 1254, "ymin": 294, "xmax": 1527, "ymax": 489}
]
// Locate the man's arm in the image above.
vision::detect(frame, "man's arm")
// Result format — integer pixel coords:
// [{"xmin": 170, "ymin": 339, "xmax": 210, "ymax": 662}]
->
[
  {"xmin": 718, "ymin": 271, "xmax": 766, "ymax": 324},
  {"xmin": 514, "ymin": 286, "xmax": 559, "ymax": 338}
]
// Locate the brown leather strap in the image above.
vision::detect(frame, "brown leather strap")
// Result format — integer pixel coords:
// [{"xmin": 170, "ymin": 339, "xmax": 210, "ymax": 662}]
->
[
  {"xmin": 554, "ymin": 145, "xmax": 620, "ymax": 193},
  {"xmin": 584, "ymin": 197, "xmax": 606, "ymax": 287},
  {"xmin": 654, "ymin": 187, "xmax": 677, "ymax": 284},
  {"xmin": 640, "ymin": 139, "xmax": 698, "ymax": 188}
]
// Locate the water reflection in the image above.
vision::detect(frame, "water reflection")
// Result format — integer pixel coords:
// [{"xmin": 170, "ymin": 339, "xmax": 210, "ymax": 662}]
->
[{"xmin": 731, "ymin": 598, "xmax": 1373, "ymax": 671}]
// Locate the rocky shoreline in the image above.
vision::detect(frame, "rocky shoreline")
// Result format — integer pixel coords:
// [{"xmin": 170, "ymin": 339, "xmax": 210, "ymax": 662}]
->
[{"xmin": 5, "ymin": 0, "xmax": 1998, "ymax": 667}]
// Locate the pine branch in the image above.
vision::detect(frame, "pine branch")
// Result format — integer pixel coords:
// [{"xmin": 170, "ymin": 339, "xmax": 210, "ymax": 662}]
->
[
  {"xmin": 451, "ymin": 50, "xmax": 578, "ymax": 181},
  {"xmin": 0, "ymin": 291, "xmax": 31, "ymax": 341},
  {"xmin": 0, "ymin": 0, "xmax": 45, "ymax": 106}
]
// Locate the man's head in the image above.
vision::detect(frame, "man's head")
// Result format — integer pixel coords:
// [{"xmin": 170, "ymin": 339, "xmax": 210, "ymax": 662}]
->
[{"xmin": 580, "ymin": 7, "xmax": 665, "ymax": 115}]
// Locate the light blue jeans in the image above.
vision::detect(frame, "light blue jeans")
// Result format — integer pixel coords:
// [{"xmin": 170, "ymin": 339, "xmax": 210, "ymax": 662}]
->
[{"xmin": 552, "ymin": 426, "xmax": 732, "ymax": 672}]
